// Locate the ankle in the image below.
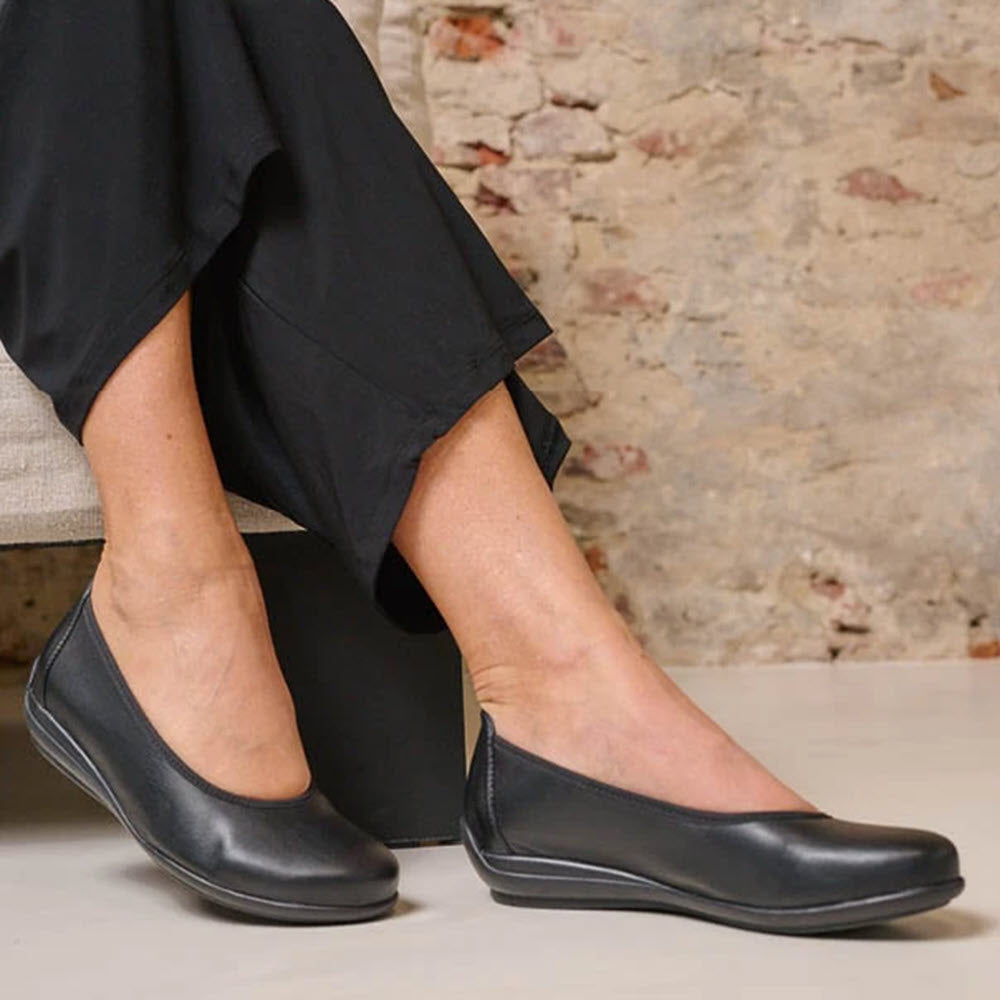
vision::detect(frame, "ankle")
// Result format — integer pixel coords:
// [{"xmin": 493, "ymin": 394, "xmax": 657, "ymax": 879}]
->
[
  {"xmin": 468, "ymin": 631, "xmax": 652, "ymax": 735},
  {"xmin": 102, "ymin": 502, "xmax": 246, "ymax": 567},
  {"xmin": 93, "ymin": 529, "xmax": 258, "ymax": 628}
]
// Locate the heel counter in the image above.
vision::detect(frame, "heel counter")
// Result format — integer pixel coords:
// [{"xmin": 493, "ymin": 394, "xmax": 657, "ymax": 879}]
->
[
  {"xmin": 464, "ymin": 711, "xmax": 510, "ymax": 855},
  {"xmin": 28, "ymin": 582, "xmax": 91, "ymax": 707}
]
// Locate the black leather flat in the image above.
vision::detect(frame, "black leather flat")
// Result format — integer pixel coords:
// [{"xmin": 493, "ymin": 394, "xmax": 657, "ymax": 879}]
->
[
  {"xmin": 24, "ymin": 579, "xmax": 398, "ymax": 923},
  {"xmin": 462, "ymin": 711, "xmax": 964, "ymax": 934}
]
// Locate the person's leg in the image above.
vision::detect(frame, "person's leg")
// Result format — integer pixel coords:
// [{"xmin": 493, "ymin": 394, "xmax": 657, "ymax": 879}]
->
[
  {"xmin": 84, "ymin": 291, "xmax": 310, "ymax": 799},
  {"xmin": 79, "ymin": 284, "xmax": 807, "ymax": 812},
  {"xmin": 392, "ymin": 380, "xmax": 814, "ymax": 813}
]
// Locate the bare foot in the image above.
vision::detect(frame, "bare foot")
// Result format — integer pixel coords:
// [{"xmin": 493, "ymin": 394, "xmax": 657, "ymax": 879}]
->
[
  {"xmin": 90, "ymin": 526, "xmax": 311, "ymax": 800},
  {"xmin": 471, "ymin": 628, "xmax": 818, "ymax": 814}
]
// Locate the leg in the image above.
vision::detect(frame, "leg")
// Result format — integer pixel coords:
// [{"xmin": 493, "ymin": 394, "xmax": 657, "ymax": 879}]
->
[
  {"xmin": 392, "ymin": 380, "xmax": 814, "ymax": 812},
  {"xmin": 83, "ymin": 291, "xmax": 310, "ymax": 799}
]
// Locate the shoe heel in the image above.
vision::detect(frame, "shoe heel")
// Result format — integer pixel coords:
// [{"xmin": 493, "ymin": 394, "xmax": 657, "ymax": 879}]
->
[
  {"xmin": 24, "ymin": 661, "xmax": 115, "ymax": 814},
  {"xmin": 460, "ymin": 818, "xmax": 668, "ymax": 911}
]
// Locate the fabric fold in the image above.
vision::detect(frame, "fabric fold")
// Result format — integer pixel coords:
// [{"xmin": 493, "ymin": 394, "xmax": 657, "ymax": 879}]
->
[{"xmin": 0, "ymin": 0, "xmax": 571, "ymax": 633}]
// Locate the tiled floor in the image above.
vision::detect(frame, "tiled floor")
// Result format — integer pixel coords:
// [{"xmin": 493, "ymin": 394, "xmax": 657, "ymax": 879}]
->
[{"xmin": 1, "ymin": 660, "xmax": 997, "ymax": 999}]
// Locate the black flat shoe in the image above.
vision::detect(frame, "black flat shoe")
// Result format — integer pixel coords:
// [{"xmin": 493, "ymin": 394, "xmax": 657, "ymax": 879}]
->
[
  {"xmin": 24, "ymin": 579, "xmax": 399, "ymax": 924},
  {"xmin": 462, "ymin": 711, "xmax": 964, "ymax": 934}
]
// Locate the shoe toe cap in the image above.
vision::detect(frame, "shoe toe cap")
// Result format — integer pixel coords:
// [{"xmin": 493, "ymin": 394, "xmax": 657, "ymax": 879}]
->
[
  {"xmin": 814, "ymin": 820, "xmax": 961, "ymax": 898},
  {"xmin": 278, "ymin": 821, "xmax": 400, "ymax": 909},
  {"xmin": 210, "ymin": 796, "xmax": 400, "ymax": 912},
  {"xmin": 898, "ymin": 827, "xmax": 961, "ymax": 885},
  {"xmin": 313, "ymin": 834, "xmax": 400, "ymax": 908}
]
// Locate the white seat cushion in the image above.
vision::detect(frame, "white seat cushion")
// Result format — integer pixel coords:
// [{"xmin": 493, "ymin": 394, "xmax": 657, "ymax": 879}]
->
[{"xmin": 0, "ymin": 0, "xmax": 429, "ymax": 545}]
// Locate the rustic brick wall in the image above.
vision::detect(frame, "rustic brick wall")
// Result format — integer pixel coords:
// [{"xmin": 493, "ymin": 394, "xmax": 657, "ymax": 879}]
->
[
  {"xmin": 3, "ymin": 2, "xmax": 998, "ymax": 671},
  {"xmin": 419, "ymin": 0, "xmax": 1000, "ymax": 664}
]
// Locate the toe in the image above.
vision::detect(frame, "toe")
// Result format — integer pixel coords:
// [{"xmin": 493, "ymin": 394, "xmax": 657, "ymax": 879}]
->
[{"xmin": 904, "ymin": 828, "xmax": 960, "ymax": 885}]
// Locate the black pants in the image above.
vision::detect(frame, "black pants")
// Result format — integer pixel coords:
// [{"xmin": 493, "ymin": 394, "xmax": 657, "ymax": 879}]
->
[{"xmin": 0, "ymin": 0, "xmax": 571, "ymax": 632}]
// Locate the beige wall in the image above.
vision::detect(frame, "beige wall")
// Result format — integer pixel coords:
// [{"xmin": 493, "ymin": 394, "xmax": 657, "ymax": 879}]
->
[
  {"xmin": 417, "ymin": 0, "xmax": 1000, "ymax": 664},
  {"xmin": 4, "ymin": 2, "xmax": 999, "ymax": 670}
]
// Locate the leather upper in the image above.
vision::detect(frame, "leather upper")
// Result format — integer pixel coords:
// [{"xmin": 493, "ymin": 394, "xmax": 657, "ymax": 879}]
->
[
  {"xmin": 466, "ymin": 711, "xmax": 960, "ymax": 908},
  {"xmin": 30, "ymin": 582, "xmax": 398, "ymax": 908}
]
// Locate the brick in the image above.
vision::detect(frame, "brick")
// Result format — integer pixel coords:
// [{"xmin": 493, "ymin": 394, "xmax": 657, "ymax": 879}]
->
[
  {"xmin": 425, "ymin": 50, "xmax": 544, "ymax": 118},
  {"xmin": 581, "ymin": 267, "xmax": 659, "ymax": 314},
  {"xmin": 969, "ymin": 640, "xmax": 1000, "ymax": 658},
  {"xmin": 535, "ymin": 9, "xmax": 587, "ymax": 57},
  {"xmin": 837, "ymin": 167, "xmax": 923, "ymax": 203},
  {"xmin": 428, "ymin": 16, "xmax": 505, "ymax": 62},
  {"xmin": 475, "ymin": 164, "xmax": 573, "ymax": 214},
  {"xmin": 544, "ymin": 55, "xmax": 613, "ymax": 112},
  {"xmin": 515, "ymin": 106, "xmax": 614, "ymax": 161},
  {"xmin": 564, "ymin": 442, "xmax": 650, "ymax": 481},
  {"xmin": 634, "ymin": 128, "xmax": 695, "ymax": 159},
  {"xmin": 430, "ymin": 112, "xmax": 511, "ymax": 169}
]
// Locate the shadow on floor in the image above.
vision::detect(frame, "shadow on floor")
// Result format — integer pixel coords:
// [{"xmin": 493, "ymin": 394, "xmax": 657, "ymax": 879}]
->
[{"xmin": 827, "ymin": 906, "xmax": 995, "ymax": 942}]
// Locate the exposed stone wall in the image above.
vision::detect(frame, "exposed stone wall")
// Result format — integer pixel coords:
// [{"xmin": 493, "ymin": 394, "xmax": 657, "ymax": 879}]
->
[
  {"xmin": 3, "ymin": 3, "xmax": 998, "ymax": 671},
  {"xmin": 419, "ymin": 1, "xmax": 1000, "ymax": 664}
]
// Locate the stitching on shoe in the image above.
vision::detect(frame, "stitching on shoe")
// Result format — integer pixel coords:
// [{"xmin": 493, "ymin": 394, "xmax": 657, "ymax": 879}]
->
[
  {"xmin": 484, "ymin": 713, "xmax": 513, "ymax": 853},
  {"xmin": 41, "ymin": 586, "xmax": 90, "ymax": 706},
  {"xmin": 79, "ymin": 594, "xmax": 319, "ymax": 810},
  {"xmin": 494, "ymin": 733, "xmax": 831, "ymax": 828}
]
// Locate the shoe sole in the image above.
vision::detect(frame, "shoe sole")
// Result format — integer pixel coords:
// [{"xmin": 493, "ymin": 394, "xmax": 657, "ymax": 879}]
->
[
  {"xmin": 24, "ymin": 661, "xmax": 397, "ymax": 924},
  {"xmin": 461, "ymin": 819, "xmax": 964, "ymax": 935}
]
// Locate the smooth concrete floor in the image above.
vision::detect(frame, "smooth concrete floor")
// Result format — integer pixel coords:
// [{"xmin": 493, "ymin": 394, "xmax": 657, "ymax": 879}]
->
[{"xmin": 1, "ymin": 659, "xmax": 997, "ymax": 999}]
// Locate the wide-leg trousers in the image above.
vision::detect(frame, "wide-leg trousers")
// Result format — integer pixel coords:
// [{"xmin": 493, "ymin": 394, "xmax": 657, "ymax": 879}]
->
[{"xmin": 0, "ymin": 0, "xmax": 571, "ymax": 632}]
